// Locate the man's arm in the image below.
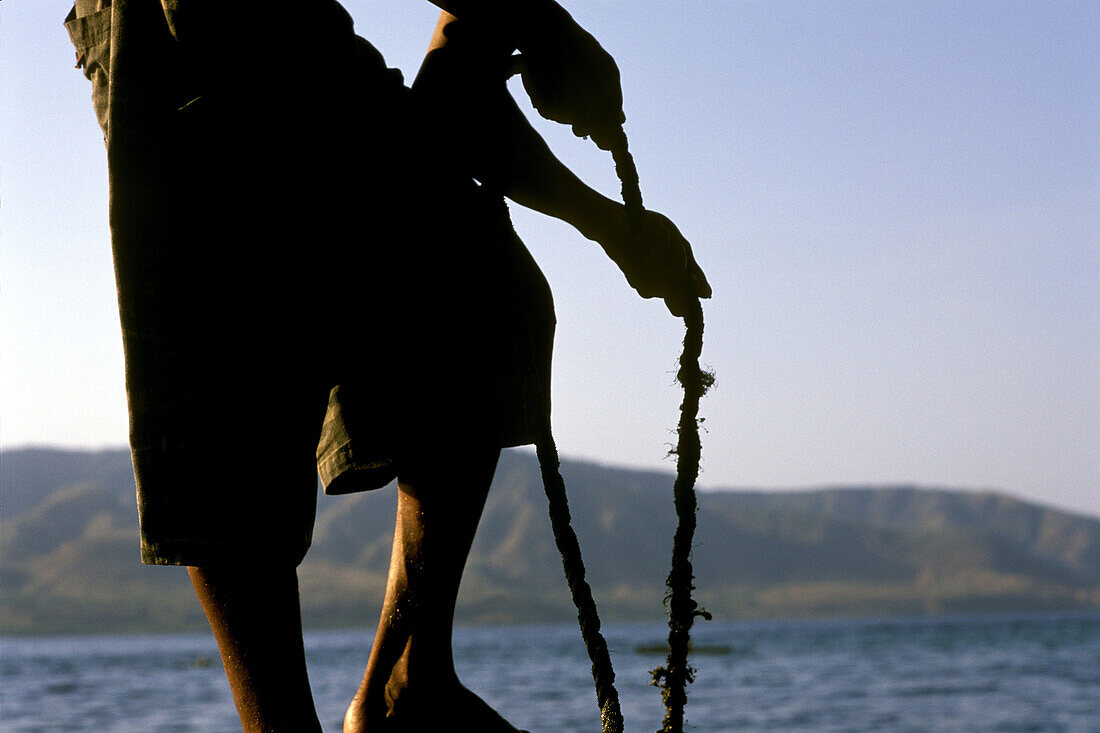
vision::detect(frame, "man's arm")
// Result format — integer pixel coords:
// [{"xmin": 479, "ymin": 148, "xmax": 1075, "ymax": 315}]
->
[
  {"xmin": 414, "ymin": 15, "xmax": 617, "ymax": 238},
  {"xmin": 424, "ymin": 0, "xmax": 572, "ymax": 48},
  {"xmin": 424, "ymin": 0, "xmax": 625, "ymax": 149},
  {"xmin": 414, "ymin": 12, "xmax": 710, "ymax": 312}
]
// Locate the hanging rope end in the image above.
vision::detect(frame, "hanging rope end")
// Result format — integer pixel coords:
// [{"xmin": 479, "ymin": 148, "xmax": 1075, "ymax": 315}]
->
[{"xmin": 600, "ymin": 697, "xmax": 625, "ymax": 733}]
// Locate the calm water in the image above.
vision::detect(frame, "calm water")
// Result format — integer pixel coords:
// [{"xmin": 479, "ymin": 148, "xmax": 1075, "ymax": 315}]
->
[{"xmin": 2, "ymin": 613, "xmax": 1098, "ymax": 732}]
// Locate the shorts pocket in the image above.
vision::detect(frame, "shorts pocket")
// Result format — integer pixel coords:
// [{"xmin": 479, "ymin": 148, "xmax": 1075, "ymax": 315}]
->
[{"xmin": 64, "ymin": 5, "xmax": 112, "ymax": 138}]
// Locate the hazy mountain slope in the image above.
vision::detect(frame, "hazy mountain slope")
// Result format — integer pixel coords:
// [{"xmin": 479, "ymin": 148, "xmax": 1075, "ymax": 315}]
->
[
  {"xmin": 1, "ymin": 447, "xmax": 135, "ymax": 519},
  {"xmin": 2, "ymin": 447, "xmax": 1098, "ymax": 633}
]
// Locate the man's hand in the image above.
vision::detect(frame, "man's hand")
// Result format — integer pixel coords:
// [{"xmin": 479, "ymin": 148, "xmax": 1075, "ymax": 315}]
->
[
  {"xmin": 606, "ymin": 210, "xmax": 712, "ymax": 317},
  {"xmin": 516, "ymin": 17, "xmax": 626, "ymax": 150}
]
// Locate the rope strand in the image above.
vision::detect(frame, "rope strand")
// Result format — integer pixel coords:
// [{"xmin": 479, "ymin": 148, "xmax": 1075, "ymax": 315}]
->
[
  {"xmin": 535, "ymin": 436, "xmax": 625, "ymax": 733},
  {"xmin": 606, "ymin": 132, "xmax": 712, "ymax": 733},
  {"xmin": 521, "ymin": 122, "xmax": 710, "ymax": 733},
  {"xmin": 652, "ymin": 299, "xmax": 712, "ymax": 733},
  {"xmin": 490, "ymin": 187, "xmax": 624, "ymax": 733}
]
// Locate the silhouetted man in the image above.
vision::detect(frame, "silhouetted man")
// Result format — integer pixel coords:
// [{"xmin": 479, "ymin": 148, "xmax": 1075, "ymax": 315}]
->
[{"xmin": 66, "ymin": 1, "xmax": 708, "ymax": 730}]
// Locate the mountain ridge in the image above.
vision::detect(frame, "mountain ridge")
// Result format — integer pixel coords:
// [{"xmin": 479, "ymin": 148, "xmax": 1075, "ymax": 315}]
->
[{"xmin": 2, "ymin": 447, "xmax": 1098, "ymax": 634}]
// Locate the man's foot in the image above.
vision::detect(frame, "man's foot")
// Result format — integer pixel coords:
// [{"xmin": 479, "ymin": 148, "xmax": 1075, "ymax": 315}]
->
[{"xmin": 344, "ymin": 682, "xmax": 526, "ymax": 733}]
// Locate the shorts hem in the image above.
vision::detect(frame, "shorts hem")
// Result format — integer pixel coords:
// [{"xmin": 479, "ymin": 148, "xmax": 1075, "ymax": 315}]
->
[
  {"xmin": 318, "ymin": 438, "xmax": 398, "ymax": 495},
  {"xmin": 140, "ymin": 536, "xmax": 311, "ymax": 568}
]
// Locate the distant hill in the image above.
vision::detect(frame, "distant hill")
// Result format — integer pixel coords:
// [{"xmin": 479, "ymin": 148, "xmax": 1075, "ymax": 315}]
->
[{"xmin": 2, "ymin": 447, "xmax": 1098, "ymax": 634}]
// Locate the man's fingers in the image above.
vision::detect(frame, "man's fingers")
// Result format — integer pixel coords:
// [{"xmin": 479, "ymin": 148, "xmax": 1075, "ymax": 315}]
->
[
  {"xmin": 665, "ymin": 292, "xmax": 692, "ymax": 318},
  {"xmin": 690, "ymin": 262, "xmax": 712, "ymax": 299}
]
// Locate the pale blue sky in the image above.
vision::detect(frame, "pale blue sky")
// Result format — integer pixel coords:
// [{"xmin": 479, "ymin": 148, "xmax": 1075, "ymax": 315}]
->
[{"xmin": 3, "ymin": 1, "xmax": 1097, "ymax": 516}]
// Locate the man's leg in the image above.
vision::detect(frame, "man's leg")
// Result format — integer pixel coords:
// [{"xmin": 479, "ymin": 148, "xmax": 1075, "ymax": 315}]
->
[
  {"xmin": 189, "ymin": 564, "xmax": 322, "ymax": 733},
  {"xmin": 343, "ymin": 447, "xmax": 522, "ymax": 733}
]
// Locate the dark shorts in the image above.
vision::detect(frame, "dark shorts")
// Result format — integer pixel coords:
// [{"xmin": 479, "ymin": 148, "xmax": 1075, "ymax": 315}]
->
[{"xmin": 68, "ymin": 0, "xmax": 553, "ymax": 568}]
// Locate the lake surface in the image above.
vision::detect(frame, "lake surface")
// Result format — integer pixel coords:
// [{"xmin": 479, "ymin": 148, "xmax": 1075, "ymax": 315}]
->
[{"xmin": 2, "ymin": 613, "xmax": 1098, "ymax": 731}]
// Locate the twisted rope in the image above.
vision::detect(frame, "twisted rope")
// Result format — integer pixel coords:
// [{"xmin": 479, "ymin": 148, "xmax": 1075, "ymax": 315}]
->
[
  {"xmin": 650, "ymin": 297, "xmax": 712, "ymax": 733},
  {"xmin": 528, "ymin": 126, "xmax": 710, "ymax": 733},
  {"xmin": 487, "ymin": 189, "xmax": 623, "ymax": 733},
  {"xmin": 608, "ymin": 128, "xmax": 712, "ymax": 733},
  {"xmin": 535, "ymin": 436, "xmax": 624, "ymax": 733}
]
